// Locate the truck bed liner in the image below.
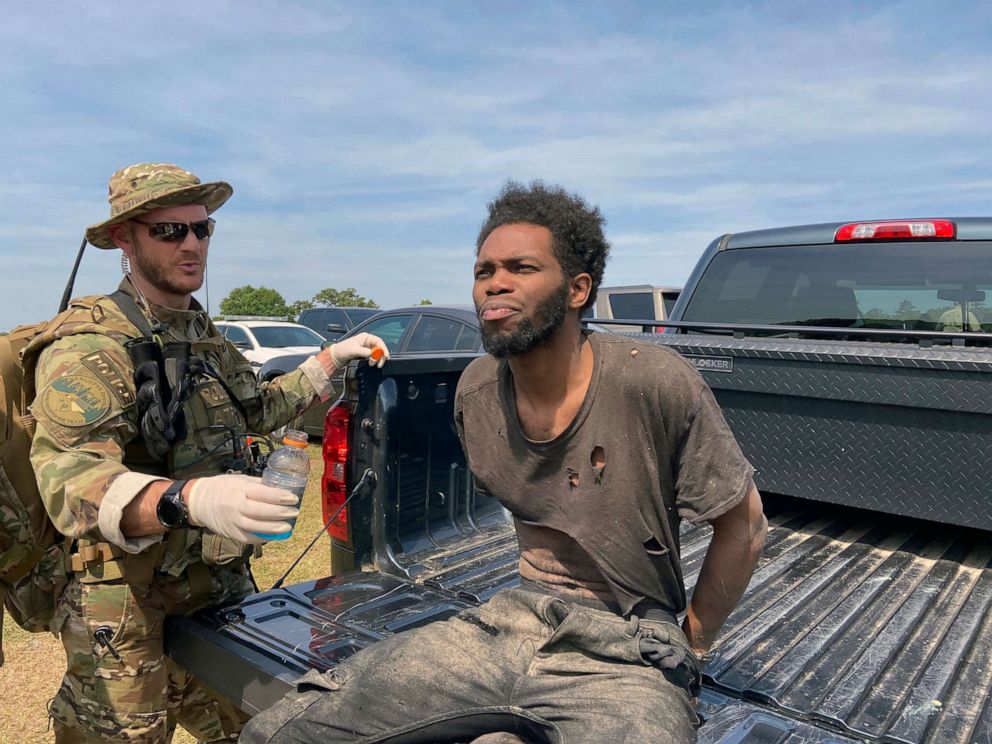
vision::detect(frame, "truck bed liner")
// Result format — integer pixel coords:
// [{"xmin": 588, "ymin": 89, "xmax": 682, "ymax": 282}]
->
[
  {"xmin": 699, "ymin": 497, "xmax": 992, "ymax": 744},
  {"xmin": 166, "ymin": 497, "xmax": 992, "ymax": 742}
]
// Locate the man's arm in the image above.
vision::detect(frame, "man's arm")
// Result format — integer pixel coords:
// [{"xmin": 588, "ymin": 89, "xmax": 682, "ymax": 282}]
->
[
  {"xmin": 120, "ymin": 479, "xmax": 188, "ymax": 537},
  {"xmin": 237, "ymin": 335, "xmax": 389, "ymax": 434},
  {"xmin": 121, "ymin": 475, "xmax": 302, "ymax": 544},
  {"xmin": 682, "ymin": 482, "xmax": 767, "ymax": 655}
]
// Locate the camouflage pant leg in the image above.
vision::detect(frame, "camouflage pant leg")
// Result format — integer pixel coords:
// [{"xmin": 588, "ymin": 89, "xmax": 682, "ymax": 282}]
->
[
  {"xmin": 172, "ymin": 655, "xmax": 251, "ymax": 742},
  {"xmin": 50, "ymin": 578, "xmax": 246, "ymax": 743}
]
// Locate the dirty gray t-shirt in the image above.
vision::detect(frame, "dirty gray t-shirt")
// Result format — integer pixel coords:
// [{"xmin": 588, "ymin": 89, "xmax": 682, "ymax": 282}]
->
[{"xmin": 454, "ymin": 331, "xmax": 754, "ymax": 615}]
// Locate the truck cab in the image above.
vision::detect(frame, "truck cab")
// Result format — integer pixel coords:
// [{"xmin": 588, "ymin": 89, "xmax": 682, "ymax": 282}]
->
[{"xmin": 669, "ymin": 218, "xmax": 991, "ymax": 340}]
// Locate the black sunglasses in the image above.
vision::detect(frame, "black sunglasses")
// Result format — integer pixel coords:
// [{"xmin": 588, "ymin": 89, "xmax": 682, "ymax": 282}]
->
[{"xmin": 131, "ymin": 217, "xmax": 215, "ymax": 243}]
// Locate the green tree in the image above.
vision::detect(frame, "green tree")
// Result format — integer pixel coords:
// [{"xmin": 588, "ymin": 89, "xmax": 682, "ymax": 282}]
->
[
  {"xmin": 896, "ymin": 300, "xmax": 920, "ymax": 320},
  {"xmin": 219, "ymin": 285, "xmax": 291, "ymax": 318},
  {"xmin": 418, "ymin": 299, "xmax": 433, "ymax": 305},
  {"xmin": 289, "ymin": 299, "xmax": 315, "ymax": 320},
  {"xmin": 312, "ymin": 287, "xmax": 378, "ymax": 308}
]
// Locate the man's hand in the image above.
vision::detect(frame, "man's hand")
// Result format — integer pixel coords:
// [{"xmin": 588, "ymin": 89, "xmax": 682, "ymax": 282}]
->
[
  {"xmin": 684, "ymin": 483, "xmax": 767, "ymax": 656},
  {"xmin": 329, "ymin": 333, "xmax": 390, "ymax": 369},
  {"xmin": 187, "ymin": 474, "xmax": 299, "ymax": 544}
]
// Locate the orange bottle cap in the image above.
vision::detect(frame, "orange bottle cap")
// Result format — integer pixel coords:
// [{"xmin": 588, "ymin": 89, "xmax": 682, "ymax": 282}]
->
[{"xmin": 283, "ymin": 430, "xmax": 309, "ymax": 448}]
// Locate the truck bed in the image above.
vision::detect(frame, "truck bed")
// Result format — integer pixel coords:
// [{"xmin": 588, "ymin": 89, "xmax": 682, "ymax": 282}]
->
[{"xmin": 166, "ymin": 494, "xmax": 992, "ymax": 743}]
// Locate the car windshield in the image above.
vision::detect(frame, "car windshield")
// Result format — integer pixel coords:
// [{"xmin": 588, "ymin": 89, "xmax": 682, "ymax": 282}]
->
[
  {"xmin": 681, "ymin": 241, "xmax": 992, "ymax": 335},
  {"xmin": 251, "ymin": 325, "xmax": 326, "ymax": 348}
]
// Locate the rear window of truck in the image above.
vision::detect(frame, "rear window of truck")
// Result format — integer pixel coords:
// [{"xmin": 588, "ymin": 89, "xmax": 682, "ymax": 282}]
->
[{"xmin": 681, "ymin": 241, "xmax": 992, "ymax": 336}]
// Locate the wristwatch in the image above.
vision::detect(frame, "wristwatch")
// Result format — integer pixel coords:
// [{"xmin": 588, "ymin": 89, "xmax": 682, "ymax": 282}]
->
[{"xmin": 156, "ymin": 479, "xmax": 190, "ymax": 529}]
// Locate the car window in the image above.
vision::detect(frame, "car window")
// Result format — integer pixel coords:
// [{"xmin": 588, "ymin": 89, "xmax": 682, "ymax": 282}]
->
[
  {"xmin": 454, "ymin": 325, "xmax": 481, "ymax": 351},
  {"xmin": 356, "ymin": 314, "xmax": 415, "ymax": 349},
  {"xmin": 222, "ymin": 326, "xmax": 252, "ymax": 346},
  {"xmin": 608, "ymin": 292, "xmax": 654, "ymax": 320},
  {"xmin": 251, "ymin": 325, "xmax": 326, "ymax": 348},
  {"xmin": 322, "ymin": 309, "xmax": 347, "ymax": 326},
  {"xmin": 344, "ymin": 308, "xmax": 380, "ymax": 326},
  {"xmin": 300, "ymin": 308, "xmax": 339, "ymax": 327},
  {"xmin": 661, "ymin": 291, "xmax": 681, "ymax": 317},
  {"xmin": 407, "ymin": 316, "xmax": 465, "ymax": 352}
]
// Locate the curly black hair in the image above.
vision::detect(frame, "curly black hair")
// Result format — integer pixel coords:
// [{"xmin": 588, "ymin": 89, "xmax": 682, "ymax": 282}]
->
[{"xmin": 475, "ymin": 180, "xmax": 610, "ymax": 310}]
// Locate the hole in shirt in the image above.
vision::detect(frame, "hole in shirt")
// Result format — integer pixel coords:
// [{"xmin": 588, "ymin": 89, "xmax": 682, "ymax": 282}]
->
[
  {"xmin": 567, "ymin": 468, "xmax": 579, "ymax": 489},
  {"xmin": 590, "ymin": 446, "xmax": 606, "ymax": 484},
  {"xmin": 643, "ymin": 535, "xmax": 669, "ymax": 556}
]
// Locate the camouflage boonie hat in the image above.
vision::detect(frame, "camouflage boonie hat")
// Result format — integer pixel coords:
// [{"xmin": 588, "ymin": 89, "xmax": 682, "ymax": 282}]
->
[{"xmin": 85, "ymin": 162, "xmax": 233, "ymax": 249}]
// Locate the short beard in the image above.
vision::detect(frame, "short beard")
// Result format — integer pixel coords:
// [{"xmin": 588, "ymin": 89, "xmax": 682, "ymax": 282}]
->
[
  {"xmin": 481, "ymin": 280, "xmax": 569, "ymax": 358},
  {"xmin": 129, "ymin": 228, "xmax": 204, "ymax": 297}
]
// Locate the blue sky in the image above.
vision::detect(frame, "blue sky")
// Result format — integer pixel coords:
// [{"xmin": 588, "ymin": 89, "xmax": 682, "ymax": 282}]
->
[{"xmin": 2, "ymin": 1, "xmax": 990, "ymax": 329}]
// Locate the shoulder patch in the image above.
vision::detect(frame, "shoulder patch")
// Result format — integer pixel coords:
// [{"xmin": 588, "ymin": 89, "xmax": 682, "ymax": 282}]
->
[
  {"xmin": 81, "ymin": 350, "xmax": 136, "ymax": 408},
  {"xmin": 39, "ymin": 375, "xmax": 112, "ymax": 427}
]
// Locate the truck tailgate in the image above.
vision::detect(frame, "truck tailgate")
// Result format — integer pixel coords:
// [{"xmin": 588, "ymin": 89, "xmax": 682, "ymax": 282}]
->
[{"xmin": 166, "ymin": 496, "xmax": 992, "ymax": 743}]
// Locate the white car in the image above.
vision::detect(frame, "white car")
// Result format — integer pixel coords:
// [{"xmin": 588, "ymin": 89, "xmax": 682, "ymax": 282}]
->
[{"xmin": 215, "ymin": 319, "xmax": 326, "ymax": 371}]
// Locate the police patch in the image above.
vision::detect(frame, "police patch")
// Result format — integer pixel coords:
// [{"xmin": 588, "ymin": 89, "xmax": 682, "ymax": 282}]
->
[
  {"xmin": 40, "ymin": 375, "xmax": 112, "ymax": 427},
  {"xmin": 81, "ymin": 350, "xmax": 136, "ymax": 408}
]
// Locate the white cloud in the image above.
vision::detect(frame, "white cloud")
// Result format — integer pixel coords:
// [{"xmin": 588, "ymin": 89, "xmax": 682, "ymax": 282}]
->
[{"xmin": 1, "ymin": 1, "xmax": 990, "ymax": 330}]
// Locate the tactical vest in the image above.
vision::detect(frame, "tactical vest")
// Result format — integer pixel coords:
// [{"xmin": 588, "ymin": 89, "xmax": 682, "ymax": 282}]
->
[
  {"xmin": 1, "ymin": 295, "xmax": 140, "ymax": 646},
  {"xmin": 2, "ymin": 292, "xmax": 254, "ymax": 651}
]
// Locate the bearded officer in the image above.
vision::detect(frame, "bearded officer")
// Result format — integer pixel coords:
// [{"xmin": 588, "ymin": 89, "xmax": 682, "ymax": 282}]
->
[{"xmin": 30, "ymin": 162, "xmax": 389, "ymax": 742}]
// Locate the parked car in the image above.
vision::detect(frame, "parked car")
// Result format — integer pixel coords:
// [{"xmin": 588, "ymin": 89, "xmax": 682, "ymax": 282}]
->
[
  {"xmin": 260, "ymin": 304, "xmax": 482, "ymax": 437},
  {"xmin": 297, "ymin": 306, "xmax": 383, "ymax": 342},
  {"xmin": 215, "ymin": 319, "xmax": 326, "ymax": 371},
  {"xmin": 343, "ymin": 304, "xmax": 481, "ymax": 354}
]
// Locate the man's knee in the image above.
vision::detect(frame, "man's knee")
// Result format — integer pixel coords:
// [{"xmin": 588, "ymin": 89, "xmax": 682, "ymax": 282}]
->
[{"xmin": 238, "ymin": 682, "xmax": 339, "ymax": 744}]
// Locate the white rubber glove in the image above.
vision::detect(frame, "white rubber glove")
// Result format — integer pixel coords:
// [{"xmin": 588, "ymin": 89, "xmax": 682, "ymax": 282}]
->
[
  {"xmin": 187, "ymin": 473, "xmax": 299, "ymax": 544},
  {"xmin": 329, "ymin": 332, "xmax": 390, "ymax": 369}
]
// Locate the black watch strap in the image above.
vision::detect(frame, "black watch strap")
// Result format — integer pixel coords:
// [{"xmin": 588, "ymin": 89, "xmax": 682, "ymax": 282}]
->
[{"xmin": 156, "ymin": 478, "xmax": 190, "ymax": 529}]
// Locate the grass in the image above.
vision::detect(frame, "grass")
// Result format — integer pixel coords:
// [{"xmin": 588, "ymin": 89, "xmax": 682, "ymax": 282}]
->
[{"xmin": 0, "ymin": 444, "xmax": 331, "ymax": 744}]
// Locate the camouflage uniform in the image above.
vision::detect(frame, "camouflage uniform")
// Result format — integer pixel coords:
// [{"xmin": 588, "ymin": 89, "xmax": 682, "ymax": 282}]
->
[{"xmin": 30, "ymin": 280, "xmax": 329, "ymax": 742}]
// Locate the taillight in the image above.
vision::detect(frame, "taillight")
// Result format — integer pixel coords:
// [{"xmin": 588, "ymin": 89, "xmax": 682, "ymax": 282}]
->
[
  {"xmin": 322, "ymin": 400, "xmax": 354, "ymax": 544},
  {"xmin": 835, "ymin": 220, "xmax": 955, "ymax": 242}
]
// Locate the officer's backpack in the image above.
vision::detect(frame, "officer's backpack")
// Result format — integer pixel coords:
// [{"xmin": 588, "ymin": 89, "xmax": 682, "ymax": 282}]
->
[{"xmin": 0, "ymin": 294, "xmax": 145, "ymax": 663}]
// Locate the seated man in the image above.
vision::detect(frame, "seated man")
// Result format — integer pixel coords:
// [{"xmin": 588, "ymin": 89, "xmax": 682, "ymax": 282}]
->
[{"xmin": 241, "ymin": 181, "xmax": 767, "ymax": 744}]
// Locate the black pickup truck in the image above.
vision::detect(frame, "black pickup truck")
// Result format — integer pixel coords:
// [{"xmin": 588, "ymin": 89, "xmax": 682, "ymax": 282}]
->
[{"xmin": 167, "ymin": 218, "xmax": 992, "ymax": 743}]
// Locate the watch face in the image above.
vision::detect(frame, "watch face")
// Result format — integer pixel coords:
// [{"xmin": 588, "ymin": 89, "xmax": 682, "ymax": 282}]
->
[{"xmin": 157, "ymin": 492, "xmax": 186, "ymax": 528}]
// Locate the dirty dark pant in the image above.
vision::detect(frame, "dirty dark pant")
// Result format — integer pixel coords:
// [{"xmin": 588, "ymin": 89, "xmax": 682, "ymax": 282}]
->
[{"xmin": 239, "ymin": 588, "xmax": 700, "ymax": 744}]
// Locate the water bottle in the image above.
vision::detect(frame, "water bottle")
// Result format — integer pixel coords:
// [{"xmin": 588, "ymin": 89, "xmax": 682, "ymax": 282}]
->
[{"xmin": 257, "ymin": 429, "xmax": 310, "ymax": 540}]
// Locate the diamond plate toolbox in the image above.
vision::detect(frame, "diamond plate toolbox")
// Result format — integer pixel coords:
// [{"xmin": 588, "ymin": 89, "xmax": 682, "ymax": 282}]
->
[{"xmin": 642, "ymin": 333, "xmax": 992, "ymax": 529}]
